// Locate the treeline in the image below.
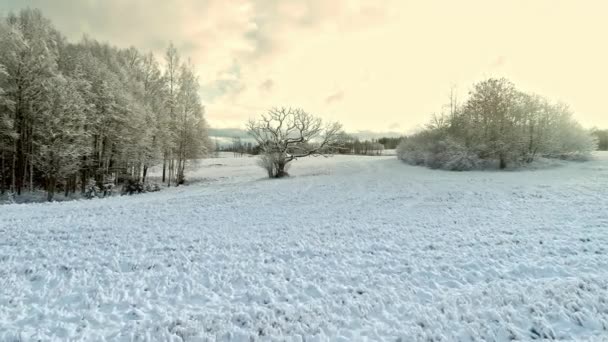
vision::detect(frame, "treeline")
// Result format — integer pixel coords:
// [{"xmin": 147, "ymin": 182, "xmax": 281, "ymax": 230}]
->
[
  {"xmin": 377, "ymin": 137, "xmax": 402, "ymax": 149},
  {"xmin": 339, "ymin": 137, "xmax": 384, "ymax": 156},
  {"xmin": 219, "ymin": 135, "xmax": 403, "ymax": 157},
  {"xmin": 0, "ymin": 9, "xmax": 211, "ymax": 201},
  {"xmin": 338, "ymin": 136, "xmax": 403, "ymax": 155},
  {"xmin": 226, "ymin": 137, "xmax": 257, "ymax": 157},
  {"xmin": 397, "ymin": 78, "xmax": 597, "ymax": 170},
  {"xmin": 591, "ymin": 129, "xmax": 608, "ymax": 151}
]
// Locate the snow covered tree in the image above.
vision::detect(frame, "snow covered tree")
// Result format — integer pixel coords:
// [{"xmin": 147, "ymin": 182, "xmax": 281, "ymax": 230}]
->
[
  {"xmin": 247, "ymin": 107, "xmax": 344, "ymax": 178},
  {"xmin": 0, "ymin": 9, "xmax": 211, "ymax": 199},
  {"xmin": 139, "ymin": 52, "xmax": 166, "ymax": 182},
  {"xmin": 457, "ymin": 78, "xmax": 519, "ymax": 168},
  {"xmin": 162, "ymin": 43, "xmax": 180, "ymax": 186},
  {"xmin": 0, "ymin": 9, "xmax": 61, "ymax": 194},
  {"xmin": 541, "ymin": 103, "xmax": 597, "ymax": 159},
  {"xmin": 0, "ymin": 62, "xmax": 16, "ymax": 193},
  {"xmin": 173, "ymin": 61, "xmax": 211, "ymax": 184},
  {"xmin": 33, "ymin": 75, "xmax": 89, "ymax": 201},
  {"xmin": 397, "ymin": 78, "xmax": 596, "ymax": 170}
]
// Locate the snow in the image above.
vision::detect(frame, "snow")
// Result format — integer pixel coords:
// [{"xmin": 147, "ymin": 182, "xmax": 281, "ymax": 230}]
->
[{"xmin": 1, "ymin": 152, "xmax": 608, "ymax": 341}]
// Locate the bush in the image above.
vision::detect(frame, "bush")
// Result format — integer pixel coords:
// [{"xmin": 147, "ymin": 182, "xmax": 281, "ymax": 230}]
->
[
  {"xmin": 84, "ymin": 178, "xmax": 100, "ymax": 199},
  {"xmin": 0, "ymin": 191, "xmax": 16, "ymax": 204},
  {"xmin": 122, "ymin": 178, "xmax": 144, "ymax": 195},
  {"xmin": 397, "ymin": 134, "xmax": 484, "ymax": 171},
  {"xmin": 102, "ymin": 175, "xmax": 115, "ymax": 197},
  {"xmin": 120, "ymin": 178, "xmax": 161, "ymax": 195},
  {"xmin": 257, "ymin": 153, "xmax": 275, "ymax": 178},
  {"xmin": 144, "ymin": 183, "xmax": 161, "ymax": 192},
  {"xmin": 545, "ymin": 123, "xmax": 597, "ymax": 161},
  {"xmin": 257, "ymin": 152, "xmax": 290, "ymax": 178},
  {"xmin": 438, "ymin": 139, "xmax": 485, "ymax": 171}
]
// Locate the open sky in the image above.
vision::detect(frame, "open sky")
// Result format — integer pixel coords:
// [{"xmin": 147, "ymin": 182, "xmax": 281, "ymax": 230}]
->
[{"xmin": 2, "ymin": 0, "xmax": 607, "ymax": 134}]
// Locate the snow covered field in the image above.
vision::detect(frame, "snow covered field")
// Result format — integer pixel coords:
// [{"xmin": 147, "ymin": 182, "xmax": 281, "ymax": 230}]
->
[{"xmin": 1, "ymin": 153, "xmax": 608, "ymax": 341}]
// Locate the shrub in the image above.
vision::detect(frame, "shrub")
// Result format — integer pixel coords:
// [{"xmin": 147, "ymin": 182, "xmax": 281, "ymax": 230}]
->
[
  {"xmin": 102, "ymin": 175, "xmax": 115, "ymax": 197},
  {"xmin": 257, "ymin": 152, "xmax": 290, "ymax": 178},
  {"xmin": 545, "ymin": 123, "xmax": 597, "ymax": 161},
  {"xmin": 397, "ymin": 135, "xmax": 484, "ymax": 171},
  {"xmin": 122, "ymin": 178, "xmax": 144, "ymax": 195},
  {"xmin": 144, "ymin": 183, "xmax": 161, "ymax": 192},
  {"xmin": 84, "ymin": 178, "xmax": 100, "ymax": 199},
  {"xmin": 0, "ymin": 191, "xmax": 16, "ymax": 204}
]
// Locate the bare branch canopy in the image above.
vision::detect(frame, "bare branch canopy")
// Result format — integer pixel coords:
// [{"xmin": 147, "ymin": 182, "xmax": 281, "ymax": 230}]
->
[{"xmin": 247, "ymin": 107, "xmax": 345, "ymax": 178}]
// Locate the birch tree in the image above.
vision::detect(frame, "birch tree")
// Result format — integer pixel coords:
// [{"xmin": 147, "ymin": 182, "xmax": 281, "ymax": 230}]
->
[
  {"xmin": 33, "ymin": 75, "xmax": 88, "ymax": 201},
  {"xmin": 0, "ymin": 9, "xmax": 211, "ymax": 198},
  {"xmin": 163, "ymin": 43, "xmax": 180, "ymax": 186},
  {"xmin": 0, "ymin": 9, "xmax": 59, "ymax": 194},
  {"xmin": 174, "ymin": 61, "xmax": 210, "ymax": 184},
  {"xmin": 0, "ymin": 62, "xmax": 16, "ymax": 193}
]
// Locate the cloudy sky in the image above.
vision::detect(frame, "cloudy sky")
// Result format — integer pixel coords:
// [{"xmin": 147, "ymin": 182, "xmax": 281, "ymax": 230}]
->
[{"xmin": 2, "ymin": 0, "xmax": 607, "ymax": 133}]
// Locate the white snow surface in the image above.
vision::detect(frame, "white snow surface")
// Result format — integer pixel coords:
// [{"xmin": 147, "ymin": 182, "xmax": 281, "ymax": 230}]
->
[{"xmin": 2, "ymin": 153, "xmax": 608, "ymax": 341}]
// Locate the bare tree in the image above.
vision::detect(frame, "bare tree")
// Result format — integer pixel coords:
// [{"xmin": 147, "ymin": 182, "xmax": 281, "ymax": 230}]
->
[{"xmin": 247, "ymin": 107, "xmax": 344, "ymax": 178}]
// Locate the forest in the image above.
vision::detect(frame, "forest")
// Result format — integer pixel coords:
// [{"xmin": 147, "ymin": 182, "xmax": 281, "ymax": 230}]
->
[{"xmin": 0, "ymin": 9, "xmax": 212, "ymax": 201}]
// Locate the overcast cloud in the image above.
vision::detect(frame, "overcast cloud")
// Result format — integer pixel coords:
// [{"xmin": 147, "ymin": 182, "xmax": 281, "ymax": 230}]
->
[{"xmin": 2, "ymin": 0, "xmax": 607, "ymax": 132}]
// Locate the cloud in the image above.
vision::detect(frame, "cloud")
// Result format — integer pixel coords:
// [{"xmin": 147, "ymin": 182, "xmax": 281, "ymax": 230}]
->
[
  {"xmin": 259, "ymin": 79, "xmax": 274, "ymax": 92},
  {"xmin": 325, "ymin": 91, "xmax": 344, "ymax": 104},
  {"xmin": 199, "ymin": 62, "xmax": 246, "ymax": 101},
  {"xmin": 491, "ymin": 56, "xmax": 507, "ymax": 68},
  {"xmin": 4, "ymin": 0, "xmax": 608, "ymax": 131}
]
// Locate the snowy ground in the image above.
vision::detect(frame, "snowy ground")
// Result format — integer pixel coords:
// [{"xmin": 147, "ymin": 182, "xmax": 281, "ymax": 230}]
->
[{"xmin": 1, "ymin": 153, "xmax": 608, "ymax": 341}]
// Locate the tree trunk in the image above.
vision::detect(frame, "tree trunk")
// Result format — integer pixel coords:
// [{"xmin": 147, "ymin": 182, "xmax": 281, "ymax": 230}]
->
[
  {"xmin": 72, "ymin": 175, "xmax": 77, "ymax": 194},
  {"xmin": 142, "ymin": 165, "xmax": 148, "ymax": 184},
  {"xmin": 499, "ymin": 155, "xmax": 507, "ymax": 169},
  {"xmin": 177, "ymin": 158, "xmax": 185, "ymax": 185},
  {"xmin": 11, "ymin": 147, "xmax": 16, "ymax": 192},
  {"xmin": 29, "ymin": 159, "xmax": 33, "ymax": 192},
  {"xmin": 15, "ymin": 138, "xmax": 24, "ymax": 195},
  {"xmin": 168, "ymin": 159, "xmax": 173, "ymax": 187},
  {"xmin": 275, "ymin": 162, "xmax": 287, "ymax": 178},
  {"xmin": 0, "ymin": 150, "xmax": 5, "ymax": 194},
  {"xmin": 47, "ymin": 176, "xmax": 56, "ymax": 202},
  {"xmin": 64, "ymin": 178, "xmax": 70, "ymax": 197},
  {"xmin": 162, "ymin": 157, "xmax": 166, "ymax": 183},
  {"xmin": 80, "ymin": 169, "xmax": 87, "ymax": 194}
]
